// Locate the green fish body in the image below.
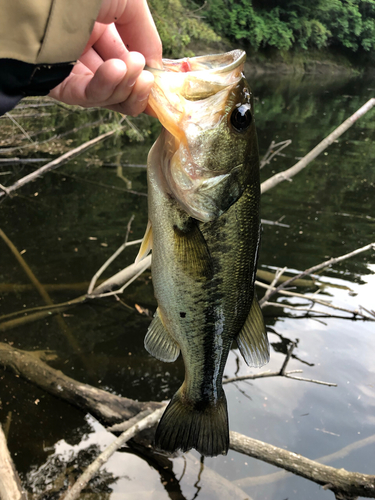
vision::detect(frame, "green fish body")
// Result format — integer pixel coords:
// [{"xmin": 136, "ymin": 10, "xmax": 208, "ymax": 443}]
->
[{"xmin": 138, "ymin": 50, "xmax": 269, "ymax": 457}]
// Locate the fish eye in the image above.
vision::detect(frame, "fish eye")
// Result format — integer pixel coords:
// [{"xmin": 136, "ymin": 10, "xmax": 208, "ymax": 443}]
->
[{"xmin": 230, "ymin": 104, "xmax": 252, "ymax": 133}]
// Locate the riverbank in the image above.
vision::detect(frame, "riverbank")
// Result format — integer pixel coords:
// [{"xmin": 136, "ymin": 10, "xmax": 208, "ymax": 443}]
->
[{"xmin": 189, "ymin": 39, "xmax": 373, "ymax": 76}]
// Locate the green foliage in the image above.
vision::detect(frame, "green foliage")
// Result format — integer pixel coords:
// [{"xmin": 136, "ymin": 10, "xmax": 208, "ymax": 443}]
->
[
  {"xmin": 201, "ymin": 0, "xmax": 375, "ymax": 53},
  {"xmin": 148, "ymin": 0, "xmax": 220, "ymax": 57}
]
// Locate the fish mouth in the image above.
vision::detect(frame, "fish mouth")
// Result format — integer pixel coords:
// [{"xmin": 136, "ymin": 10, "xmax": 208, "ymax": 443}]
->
[{"xmin": 145, "ymin": 49, "xmax": 246, "ymax": 76}]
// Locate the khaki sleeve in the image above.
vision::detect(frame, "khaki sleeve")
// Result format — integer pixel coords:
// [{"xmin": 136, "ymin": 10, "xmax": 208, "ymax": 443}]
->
[{"xmin": 0, "ymin": 0, "xmax": 102, "ymax": 64}]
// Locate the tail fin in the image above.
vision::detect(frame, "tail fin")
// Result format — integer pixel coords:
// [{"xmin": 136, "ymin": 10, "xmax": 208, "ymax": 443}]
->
[{"xmin": 155, "ymin": 389, "xmax": 229, "ymax": 457}]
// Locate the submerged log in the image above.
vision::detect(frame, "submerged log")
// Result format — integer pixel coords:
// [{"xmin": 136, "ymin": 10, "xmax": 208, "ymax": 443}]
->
[
  {"xmin": 230, "ymin": 432, "xmax": 375, "ymax": 499},
  {"xmin": 0, "ymin": 342, "xmax": 374, "ymax": 499},
  {"xmin": 0, "ymin": 342, "xmax": 161, "ymax": 425}
]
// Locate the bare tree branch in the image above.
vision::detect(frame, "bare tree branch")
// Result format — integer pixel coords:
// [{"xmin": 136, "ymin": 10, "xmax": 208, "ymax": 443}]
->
[
  {"xmin": 224, "ymin": 342, "xmax": 337, "ymax": 387},
  {"xmin": 0, "ymin": 124, "xmax": 126, "ymax": 199},
  {"xmin": 0, "ymin": 424, "xmax": 27, "ymax": 500},
  {"xmin": 260, "ymin": 266, "xmax": 287, "ymax": 304},
  {"xmin": 0, "ymin": 342, "xmax": 373, "ymax": 499},
  {"xmin": 261, "ymin": 98, "xmax": 375, "ymax": 194},
  {"xmin": 230, "ymin": 431, "xmax": 375, "ymax": 498},
  {"xmin": 257, "ymin": 281, "xmax": 374, "ymax": 321},
  {"xmin": 0, "ymin": 250, "xmax": 151, "ymax": 332},
  {"xmin": 87, "ymin": 215, "xmax": 135, "ymax": 294},
  {"xmin": 258, "ymin": 242, "xmax": 375, "ymax": 308},
  {"xmin": 260, "ymin": 139, "xmax": 292, "ymax": 169},
  {"xmin": 236, "ymin": 433, "xmax": 375, "ymax": 488},
  {"xmin": 61, "ymin": 407, "xmax": 166, "ymax": 500}
]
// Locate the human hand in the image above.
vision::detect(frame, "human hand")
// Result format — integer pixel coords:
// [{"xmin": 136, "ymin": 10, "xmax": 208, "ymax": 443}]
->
[{"xmin": 49, "ymin": 0, "xmax": 162, "ymax": 116}]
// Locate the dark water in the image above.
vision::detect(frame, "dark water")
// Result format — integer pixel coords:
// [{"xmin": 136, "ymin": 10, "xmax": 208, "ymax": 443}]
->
[{"xmin": 0, "ymin": 70, "xmax": 374, "ymax": 500}]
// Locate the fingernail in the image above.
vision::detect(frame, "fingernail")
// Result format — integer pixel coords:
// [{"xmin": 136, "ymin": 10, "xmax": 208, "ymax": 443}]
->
[{"xmin": 127, "ymin": 78, "xmax": 137, "ymax": 88}]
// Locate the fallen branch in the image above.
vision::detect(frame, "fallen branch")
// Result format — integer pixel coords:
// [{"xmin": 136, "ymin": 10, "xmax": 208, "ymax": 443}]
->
[
  {"xmin": 260, "ymin": 139, "xmax": 292, "ymax": 169},
  {"xmin": 230, "ymin": 431, "xmax": 375, "ymax": 499},
  {"xmin": 0, "ymin": 229, "xmax": 88, "ymax": 367},
  {"xmin": 0, "ymin": 124, "xmax": 126, "ymax": 198},
  {"xmin": 0, "ymin": 228, "xmax": 53, "ymax": 306},
  {"xmin": 0, "ymin": 281, "xmax": 106, "ymax": 294},
  {"xmin": 0, "ymin": 424, "xmax": 27, "ymax": 500},
  {"xmin": 259, "ymin": 266, "xmax": 287, "ymax": 304},
  {"xmin": 257, "ymin": 281, "xmax": 374, "ymax": 321},
  {"xmin": 0, "ymin": 342, "xmax": 373, "ymax": 499},
  {"xmin": 61, "ymin": 407, "xmax": 166, "ymax": 500},
  {"xmin": 5, "ymin": 112, "xmax": 34, "ymax": 143},
  {"xmin": 261, "ymin": 98, "xmax": 375, "ymax": 194},
  {"xmin": 261, "ymin": 300, "xmax": 369, "ymax": 322},
  {"xmin": 0, "ymin": 342, "xmax": 161, "ymax": 425},
  {"xmin": 236, "ymin": 433, "xmax": 375, "ymax": 488},
  {"xmin": 224, "ymin": 342, "xmax": 337, "ymax": 387},
  {"xmin": 87, "ymin": 215, "xmax": 135, "ymax": 294},
  {"xmin": 258, "ymin": 242, "xmax": 375, "ymax": 308},
  {"xmin": 0, "ymin": 253, "xmax": 151, "ymax": 332}
]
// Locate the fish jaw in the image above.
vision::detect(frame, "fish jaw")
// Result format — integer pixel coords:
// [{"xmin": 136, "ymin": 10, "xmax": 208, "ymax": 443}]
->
[{"xmin": 147, "ymin": 50, "xmax": 255, "ymax": 222}]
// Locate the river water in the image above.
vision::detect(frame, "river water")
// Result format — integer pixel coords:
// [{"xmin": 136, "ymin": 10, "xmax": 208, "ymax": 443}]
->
[{"xmin": 0, "ymin": 68, "xmax": 374, "ymax": 500}]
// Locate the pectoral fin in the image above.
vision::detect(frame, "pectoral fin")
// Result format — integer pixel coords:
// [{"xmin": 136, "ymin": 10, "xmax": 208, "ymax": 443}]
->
[
  {"xmin": 237, "ymin": 297, "xmax": 269, "ymax": 368},
  {"xmin": 135, "ymin": 220, "xmax": 153, "ymax": 263},
  {"xmin": 144, "ymin": 308, "xmax": 180, "ymax": 362}
]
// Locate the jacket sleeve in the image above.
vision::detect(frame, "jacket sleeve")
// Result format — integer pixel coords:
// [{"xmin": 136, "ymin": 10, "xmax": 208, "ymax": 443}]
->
[{"xmin": 0, "ymin": 0, "xmax": 102, "ymax": 115}]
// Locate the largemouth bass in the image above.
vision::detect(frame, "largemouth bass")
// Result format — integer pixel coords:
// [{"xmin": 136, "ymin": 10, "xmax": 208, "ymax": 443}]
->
[{"xmin": 137, "ymin": 50, "xmax": 269, "ymax": 457}]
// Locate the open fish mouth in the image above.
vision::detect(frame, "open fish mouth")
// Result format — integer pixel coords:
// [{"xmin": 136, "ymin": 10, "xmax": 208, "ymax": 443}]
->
[
  {"xmin": 145, "ymin": 50, "xmax": 251, "ymax": 222},
  {"xmin": 145, "ymin": 50, "xmax": 246, "ymax": 103},
  {"xmin": 146, "ymin": 49, "xmax": 246, "ymax": 75}
]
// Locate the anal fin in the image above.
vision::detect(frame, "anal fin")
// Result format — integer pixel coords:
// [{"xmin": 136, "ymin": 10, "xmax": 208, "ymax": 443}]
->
[
  {"xmin": 135, "ymin": 220, "xmax": 153, "ymax": 264},
  {"xmin": 237, "ymin": 296, "xmax": 269, "ymax": 368},
  {"xmin": 145, "ymin": 308, "xmax": 180, "ymax": 362}
]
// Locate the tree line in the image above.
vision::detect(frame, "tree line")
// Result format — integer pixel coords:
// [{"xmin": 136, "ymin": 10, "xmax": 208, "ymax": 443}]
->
[{"xmin": 149, "ymin": 0, "xmax": 375, "ymax": 56}]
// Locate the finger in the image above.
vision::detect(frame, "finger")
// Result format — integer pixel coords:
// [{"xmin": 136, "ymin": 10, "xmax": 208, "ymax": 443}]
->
[
  {"xmin": 81, "ymin": 22, "xmax": 107, "ymax": 57},
  {"xmin": 49, "ymin": 64, "xmax": 93, "ymax": 105},
  {"xmin": 115, "ymin": 0, "xmax": 163, "ymax": 69},
  {"xmin": 79, "ymin": 47, "xmax": 104, "ymax": 74},
  {"xmin": 97, "ymin": 0, "xmax": 127, "ymax": 25},
  {"xmin": 108, "ymin": 69, "xmax": 154, "ymax": 116},
  {"xmin": 93, "ymin": 23, "xmax": 129, "ymax": 62},
  {"xmin": 85, "ymin": 59, "xmax": 128, "ymax": 103},
  {"xmin": 50, "ymin": 59, "xmax": 126, "ymax": 107},
  {"xmin": 105, "ymin": 52, "xmax": 145, "ymax": 104}
]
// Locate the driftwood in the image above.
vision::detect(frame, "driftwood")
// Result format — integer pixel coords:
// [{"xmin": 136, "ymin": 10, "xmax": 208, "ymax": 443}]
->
[
  {"xmin": 258, "ymin": 242, "xmax": 375, "ymax": 307},
  {"xmin": 259, "ymin": 139, "xmax": 292, "ymax": 169},
  {"xmin": 230, "ymin": 432, "xmax": 375, "ymax": 499},
  {"xmin": 62, "ymin": 407, "xmax": 167, "ymax": 500},
  {"xmin": 0, "ymin": 424, "xmax": 27, "ymax": 500},
  {"xmin": 0, "ymin": 342, "xmax": 161, "ymax": 426},
  {"xmin": 1, "ymin": 342, "xmax": 374, "ymax": 499},
  {"xmin": 0, "ymin": 124, "xmax": 126, "ymax": 198},
  {"xmin": 261, "ymin": 98, "xmax": 375, "ymax": 194},
  {"xmin": 2, "ymin": 239, "xmax": 373, "ymax": 333},
  {"xmin": 236, "ymin": 432, "xmax": 375, "ymax": 488}
]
